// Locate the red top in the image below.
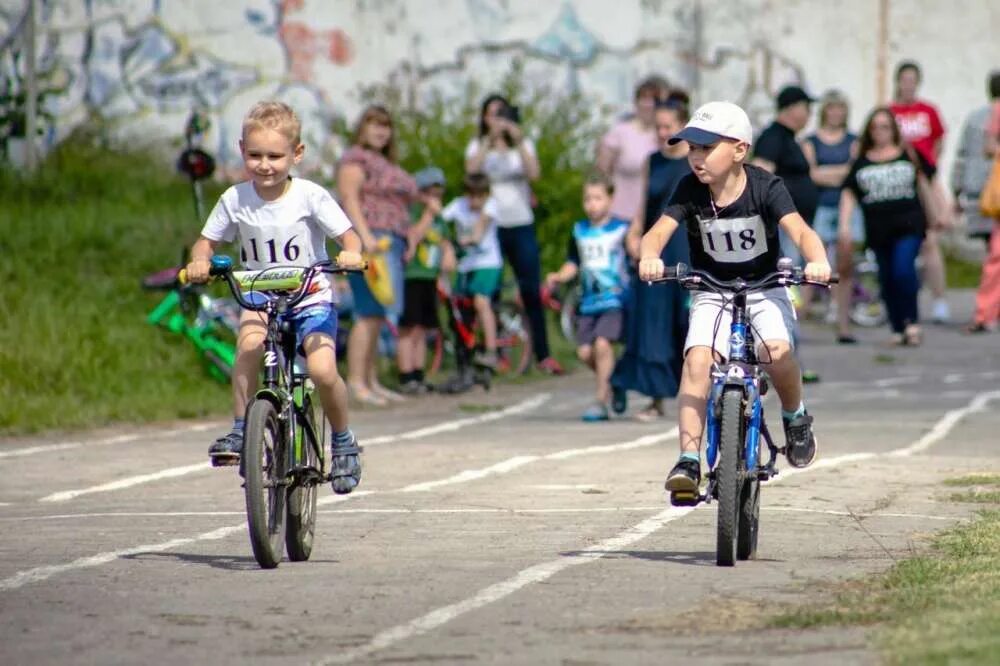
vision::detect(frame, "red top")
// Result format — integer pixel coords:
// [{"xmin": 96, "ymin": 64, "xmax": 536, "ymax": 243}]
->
[
  {"xmin": 890, "ymin": 100, "xmax": 945, "ymax": 167},
  {"xmin": 337, "ymin": 146, "xmax": 418, "ymax": 238}
]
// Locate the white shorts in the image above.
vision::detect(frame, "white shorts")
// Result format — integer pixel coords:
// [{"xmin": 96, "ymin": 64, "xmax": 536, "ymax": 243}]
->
[{"xmin": 684, "ymin": 287, "xmax": 797, "ymax": 359}]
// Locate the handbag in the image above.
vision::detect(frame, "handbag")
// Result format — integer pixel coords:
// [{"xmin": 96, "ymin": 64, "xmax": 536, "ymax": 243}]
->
[{"xmin": 979, "ymin": 155, "xmax": 1000, "ymax": 218}]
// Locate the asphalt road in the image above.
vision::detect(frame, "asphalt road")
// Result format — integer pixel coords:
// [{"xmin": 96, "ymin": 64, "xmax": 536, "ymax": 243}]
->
[{"xmin": 2, "ymin": 292, "xmax": 998, "ymax": 665}]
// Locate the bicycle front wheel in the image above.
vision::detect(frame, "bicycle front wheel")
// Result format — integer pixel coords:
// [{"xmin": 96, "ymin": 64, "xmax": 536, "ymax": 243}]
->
[
  {"xmin": 244, "ymin": 399, "xmax": 287, "ymax": 569},
  {"xmin": 286, "ymin": 392, "xmax": 324, "ymax": 562},
  {"xmin": 715, "ymin": 387, "xmax": 744, "ymax": 567}
]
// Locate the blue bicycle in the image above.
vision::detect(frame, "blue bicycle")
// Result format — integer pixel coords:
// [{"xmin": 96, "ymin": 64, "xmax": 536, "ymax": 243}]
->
[{"xmin": 654, "ymin": 259, "xmax": 835, "ymax": 566}]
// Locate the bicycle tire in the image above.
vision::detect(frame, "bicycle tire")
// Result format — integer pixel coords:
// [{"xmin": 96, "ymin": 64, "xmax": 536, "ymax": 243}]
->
[
  {"xmin": 737, "ymin": 471, "xmax": 760, "ymax": 561},
  {"xmin": 716, "ymin": 387, "xmax": 744, "ymax": 567},
  {"xmin": 286, "ymin": 391, "xmax": 323, "ymax": 562},
  {"xmin": 244, "ymin": 399, "xmax": 286, "ymax": 569},
  {"xmin": 496, "ymin": 301, "xmax": 533, "ymax": 376}
]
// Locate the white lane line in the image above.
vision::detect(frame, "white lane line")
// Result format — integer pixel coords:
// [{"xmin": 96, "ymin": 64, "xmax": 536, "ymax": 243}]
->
[
  {"xmin": 0, "ymin": 424, "xmax": 218, "ymax": 460},
  {"xmin": 0, "ymin": 427, "xmax": 676, "ymax": 592},
  {"xmin": 942, "ymin": 373, "xmax": 964, "ymax": 384},
  {"xmin": 312, "ymin": 450, "xmax": 876, "ymax": 666},
  {"xmin": 316, "ymin": 503, "xmax": 699, "ymax": 665},
  {"xmin": 0, "ymin": 525, "xmax": 244, "ymax": 593},
  {"xmin": 38, "ymin": 463, "xmax": 212, "ymax": 503},
  {"xmin": 32, "ymin": 393, "xmax": 552, "ymax": 504},
  {"xmin": 873, "ymin": 375, "xmax": 921, "ymax": 388},
  {"xmin": 365, "ymin": 393, "xmax": 552, "ymax": 445},
  {"xmin": 312, "ymin": 390, "xmax": 1000, "ymax": 665},
  {"xmin": 889, "ymin": 390, "xmax": 1000, "ymax": 458},
  {"xmin": 763, "ymin": 507, "xmax": 964, "ymax": 521}
]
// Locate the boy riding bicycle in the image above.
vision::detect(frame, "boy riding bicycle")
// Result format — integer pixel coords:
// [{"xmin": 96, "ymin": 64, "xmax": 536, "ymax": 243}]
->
[
  {"xmin": 184, "ymin": 101, "xmax": 366, "ymax": 495},
  {"xmin": 637, "ymin": 101, "xmax": 831, "ymax": 500}
]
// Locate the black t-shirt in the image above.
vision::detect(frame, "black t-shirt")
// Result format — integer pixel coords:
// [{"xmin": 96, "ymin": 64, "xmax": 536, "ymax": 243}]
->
[
  {"xmin": 844, "ymin": 148, "xmax": 932, "ymax": 248},
  {"xmin": 661, "ymin": 165, "xmax": 797, "ymax": 281},
  {"xmin": 753, "ymin": 121, "xmax": 819, "ymax": 222}
]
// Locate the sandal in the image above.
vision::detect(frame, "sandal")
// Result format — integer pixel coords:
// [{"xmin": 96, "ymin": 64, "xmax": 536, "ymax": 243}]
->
[
  {"xmin": 904, "ymin": 325, "xmax": 923, "ymax": 347},
  {"xmin": 371, "ymin": 383, "xmax": 407, "ymax": 403},
  {"xmin": 635, "ymin": 402, "xmax": 665, "ymax": 423},
  {"xmin": 349, "ymin": 383, "xmax": 388, "ymax": 407},
  {"xmin": 330, "ymin": 435, "xmax": 363, "ymax": 494}
]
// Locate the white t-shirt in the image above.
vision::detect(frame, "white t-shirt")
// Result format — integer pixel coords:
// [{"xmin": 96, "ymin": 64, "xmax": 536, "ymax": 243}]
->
[
  {"xmin": 200, "ymin": 177, "xmax": 353, "ymax": 306},
  {"xmin": 441, "ymin": 196, "xmax": 502, "ymax": 272},
  {"xmin": 464, "ymin": 137, "xmax": 536, "ymax": 228}
]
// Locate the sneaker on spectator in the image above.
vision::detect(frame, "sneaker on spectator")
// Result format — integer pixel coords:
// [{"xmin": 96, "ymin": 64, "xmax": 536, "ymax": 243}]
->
[{"xmin": 537, "ymin": 357, "xmax": 565, "ymax": 376}]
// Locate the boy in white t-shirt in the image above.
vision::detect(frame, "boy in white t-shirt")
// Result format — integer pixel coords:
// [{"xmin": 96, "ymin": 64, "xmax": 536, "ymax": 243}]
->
[
  {"xmin": 184, "ymin": 101, "xmax": 365, "ymax": 495},
  {"xmin": 441, "ymin": 172, "xmax": 503, "ymax": 368}
]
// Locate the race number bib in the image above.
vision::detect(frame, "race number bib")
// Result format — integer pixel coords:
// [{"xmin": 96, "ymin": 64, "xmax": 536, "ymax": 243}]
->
[
  {"xmin": 698, "ymin": 215, "xmax": 768, "ymax": 264},
  {"xmin": 577, "ymin": 236, "xmax": 615, "ymax": 271},
  {"xmin": 239, "ymin": 222, "xmax": 314, "ymax": 270}
]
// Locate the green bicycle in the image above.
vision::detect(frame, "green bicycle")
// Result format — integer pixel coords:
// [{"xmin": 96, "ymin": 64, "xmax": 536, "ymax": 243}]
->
[{"xmin": 181, "ymin": 256, "xmax": 361, "ymax": 568}]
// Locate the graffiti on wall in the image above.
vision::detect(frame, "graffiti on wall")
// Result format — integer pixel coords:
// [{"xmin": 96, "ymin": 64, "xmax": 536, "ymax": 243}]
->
[{"xmin": 1, "ymin": 0, "xmax": 807, "ymax": 168}]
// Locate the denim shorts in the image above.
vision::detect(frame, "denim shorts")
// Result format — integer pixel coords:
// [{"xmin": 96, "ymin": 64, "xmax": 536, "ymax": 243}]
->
[
  {"xmin": 282, "ymin": 303, "xmax": 338, "ymax": 354},
  {"xmin": 347, "ymin": 230, "xmax": 406, "ymax": 321}
]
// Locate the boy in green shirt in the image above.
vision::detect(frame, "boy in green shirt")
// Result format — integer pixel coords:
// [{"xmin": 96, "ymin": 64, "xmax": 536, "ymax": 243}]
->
[{"xmin": 397, "ymin": 167, "xmax": 456, "ymax": 393}]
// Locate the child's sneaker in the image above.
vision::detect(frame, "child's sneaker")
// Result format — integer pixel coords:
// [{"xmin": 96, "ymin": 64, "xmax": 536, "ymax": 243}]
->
[
  {"xmin": 537, "ymin": 357, "xmax": 565, "ymax": 375},
  {"xmin": 208, "ymin": 429, "xmax": 243, "ymax": 466},
  {"xmin": 664, "ymin": 457, "xmax": 701, "ymax": 493},
  {"xmin": 782, "ymin": 412, "xmax": 818, "ymax": 468},
  {"xmin": 473, "ymin": 350, "xmax": 498, "ymax": 370},
  {"xmin": 330, "ymin": 433, "xmax": 363, "ymax": 495},
  {"xmin": 580, "ymin": 402, "xmax": 609, "ymax": 422}
]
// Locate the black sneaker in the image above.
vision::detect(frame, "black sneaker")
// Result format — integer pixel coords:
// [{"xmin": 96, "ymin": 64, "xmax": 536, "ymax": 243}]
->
[
  {"xmin": 783, "ymin": 412, "xmax": 818, "ymax": 468},
  {"xmin": 611, "ymin": 385, "xmax": 628, "ymax": 415},
  {"xmin": 664, "ymin": 458, "xmax": 701, "ymax": 494},
  {"xmin": 330, "ymin": 434, "xmax": 363, "ymax": 495},
  {"xmin": 209, "ymin": 430, "xmax": 243, "ymax": 466}
]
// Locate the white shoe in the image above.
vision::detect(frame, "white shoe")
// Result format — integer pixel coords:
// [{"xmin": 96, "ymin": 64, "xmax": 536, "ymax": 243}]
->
[{"xmin": 931, "ymin": 299, "xmax": 951, "ymax": 324}]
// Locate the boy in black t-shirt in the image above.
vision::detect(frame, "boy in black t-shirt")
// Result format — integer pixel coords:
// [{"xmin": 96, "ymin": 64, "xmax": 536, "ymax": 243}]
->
[{"xmin": 638, "ymin": 101, "xmax": 832, "ymax": 497}]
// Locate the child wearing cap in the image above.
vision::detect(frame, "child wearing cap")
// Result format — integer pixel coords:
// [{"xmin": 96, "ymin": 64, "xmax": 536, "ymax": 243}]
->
[
  {"xmin": 397, "ymin": 166, "xmax": 456, "ymax": 393},
  {"xmin": 637, "ymin": 101, "xmax": 832, "ymax": 499}
]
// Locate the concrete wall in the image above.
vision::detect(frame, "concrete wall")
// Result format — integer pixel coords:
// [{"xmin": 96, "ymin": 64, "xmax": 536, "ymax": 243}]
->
[{"xmin": 3, "ymin": 0, "xmax": 1000, "ymax": 183}]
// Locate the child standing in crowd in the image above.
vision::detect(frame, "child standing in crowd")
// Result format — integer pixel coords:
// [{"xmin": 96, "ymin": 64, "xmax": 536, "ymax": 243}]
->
[
  {"xmin": 546, "ymin": 174, "xmax": 630, "ymax": 422},
  {"xmin": 638, "ymin": 101, "xmax": 830, "ymax": 497},
  {"xmin": 396, "ymin": 167, "xmax": 456, "ymax": 394},
  {"xmin": 185, "ymin": 101, "xmax": 365, "ymax": 495},
  {"xmin": 442, "ymin": 173, "xmax": 503, "ymax": 369}
]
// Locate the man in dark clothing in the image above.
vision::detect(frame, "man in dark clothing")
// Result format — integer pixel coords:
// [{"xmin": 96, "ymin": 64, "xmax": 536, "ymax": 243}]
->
[{"xmin": 752, "ymin": 85, "xmax": 822, "ymax": 383}]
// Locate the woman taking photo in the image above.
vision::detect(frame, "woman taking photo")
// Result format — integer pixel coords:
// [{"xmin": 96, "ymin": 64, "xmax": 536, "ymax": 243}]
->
[
  {"xmin": 838, "ymin": 108, "xmax": 941, "ymax": 346},
  {"xmin": 337, "ymin": 105, "xmax": 418, "ymax": 405},
  {"xmin": 466, "ymin": 94, "xmax": 562, "ymax": 374}
]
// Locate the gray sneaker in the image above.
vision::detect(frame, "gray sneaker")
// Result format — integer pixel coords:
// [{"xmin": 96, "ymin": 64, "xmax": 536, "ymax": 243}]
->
[
  {"xmin": 783, "ymin": 412, "xmax": 818, "ymax": 468},
  {"xmin": 330, "ymin": 434, "xmax": 363, "ymax": 495}
]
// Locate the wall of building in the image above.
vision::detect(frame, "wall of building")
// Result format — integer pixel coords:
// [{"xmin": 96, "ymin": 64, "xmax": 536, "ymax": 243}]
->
[{"xmin": 3, "ymin": 0, "xmax": 999, "ymax": 182}]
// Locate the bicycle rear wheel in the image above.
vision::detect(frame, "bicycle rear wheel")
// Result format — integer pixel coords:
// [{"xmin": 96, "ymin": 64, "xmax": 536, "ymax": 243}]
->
[
  {"xmin": 286, "ymin": 391, "xmax": 324, "ymax": 562},
  {"xmin": 496, "ymin": 300, "xmax": 533, "ymax": 376},
  {"xmin": 715, "ymin": 387, "xmax": 744, "ymax": 567},
  {"xmin": 244, "ymin": 399, "xmax": 287, "ymax": 569}
]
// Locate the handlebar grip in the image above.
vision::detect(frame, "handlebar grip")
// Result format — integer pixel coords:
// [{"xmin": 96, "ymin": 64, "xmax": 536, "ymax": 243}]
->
[
  {"xmin": 663, "ymin": 262, "xmax": 689, "ymax": 280},
  {"xmin": 177, "ymin": 268, "xmax": 189, "ymax": 285}
]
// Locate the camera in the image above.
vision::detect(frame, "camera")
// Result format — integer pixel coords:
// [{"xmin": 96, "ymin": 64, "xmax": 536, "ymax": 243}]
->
[{"xmin": 496, "ymin": 104, "xmax": 521, "ymax": 124}]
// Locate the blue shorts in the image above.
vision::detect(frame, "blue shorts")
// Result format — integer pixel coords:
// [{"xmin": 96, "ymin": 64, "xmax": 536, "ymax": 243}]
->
[
  {"xmin": 347, "ymin": 231, "xmax": 406, "ymax": 322},
  {"xmin": 282, "ymin": 303, "xmax": 338, "ymax": 354}
]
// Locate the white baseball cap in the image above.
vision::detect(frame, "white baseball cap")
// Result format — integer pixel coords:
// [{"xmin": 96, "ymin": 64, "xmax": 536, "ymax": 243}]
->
[{"xmin": 668, "ymin": 101, "xmax": 754, "ymax": 146}]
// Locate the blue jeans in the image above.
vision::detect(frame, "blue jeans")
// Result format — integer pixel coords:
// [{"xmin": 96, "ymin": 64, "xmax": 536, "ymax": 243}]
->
[
  {"xmin": 872, "ymin": 235, "xmax": 922, "ymax": 333},
  {"xmin": 497, "ymin": 225, "xmax": 550, "ymax": 361}
]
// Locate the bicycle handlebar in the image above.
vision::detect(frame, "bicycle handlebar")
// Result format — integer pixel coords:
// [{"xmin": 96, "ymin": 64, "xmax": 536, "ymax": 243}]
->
[
  {"xmin": 651, "ymin": 261, "xmax": 839, "ymax": 293},
  {"xmin": 178, "ymin": 256, "xmax": 365, "ymax": 311}
]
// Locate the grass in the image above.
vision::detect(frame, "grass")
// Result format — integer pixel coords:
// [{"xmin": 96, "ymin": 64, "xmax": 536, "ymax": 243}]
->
[
  {"xmin": 769, "ymin": 480, "xmax": 1000, "ymax": 665},
  {"xmin": 1, "ymin": 133, "xmax": 582, "ymax": 436},
  {"xmin": 944, "ymin": 251, "xmax": 984, "ymax": 290}
]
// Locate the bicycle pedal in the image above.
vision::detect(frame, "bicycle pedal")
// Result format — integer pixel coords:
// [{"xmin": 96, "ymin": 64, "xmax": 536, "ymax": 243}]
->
[
  {"xmin": 670, "ymin": 491, "xmax": 700, "ymax": 507},
  {"xmin": 210, "ymin": 454, "xmax": 240, "ymax": 467}
]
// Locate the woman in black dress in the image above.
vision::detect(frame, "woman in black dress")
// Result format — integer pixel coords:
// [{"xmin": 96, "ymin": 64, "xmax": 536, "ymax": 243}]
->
[{"xmin": 611, "ymin": 100, "xmax": 692, "ymax": 421}]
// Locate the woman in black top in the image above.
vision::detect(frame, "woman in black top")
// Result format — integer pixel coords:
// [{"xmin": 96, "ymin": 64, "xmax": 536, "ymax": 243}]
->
[{"xmin": 839, "ymin": 107, "xmax": 940, "ymax": 346}]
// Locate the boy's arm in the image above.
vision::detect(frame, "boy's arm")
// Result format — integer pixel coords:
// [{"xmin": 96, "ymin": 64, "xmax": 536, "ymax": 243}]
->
[
  {"xmin": 185, "ymin": 236, "xmax": 222, "ymax": 283},
  {"xmin": 778, "ymin": 212, "xmax": 831, "ymax": 281},
  {"xmin": 637, "ymin": 214, "xmax": 679, "ymax": 280},
  {"xmin": 334, "ymin": 228, "xmax": 364, "ymax": 269},
  {"xmin": 626, "ymin": 164, "xmax": 651, "ymax": 259},
  {"xmin": 546, "ymin": 261, "xmax": 579, "ymax": 287}
]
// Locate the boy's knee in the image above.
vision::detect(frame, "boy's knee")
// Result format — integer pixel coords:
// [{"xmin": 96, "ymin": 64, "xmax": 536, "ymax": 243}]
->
[
  {"xmin": 593, "ymin": 337, "xmax": 612, "ymax": 353},
  {"xmin": 576, "ymin": 345, "xmax": 593, "ymax": 363},
  {"xmin": 761, "ymin": 340, "xmax": 793, "ymax": 365},
  {"xmin": 683, "ymin": 346, "xmax": 714, "ymax": 376}
]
